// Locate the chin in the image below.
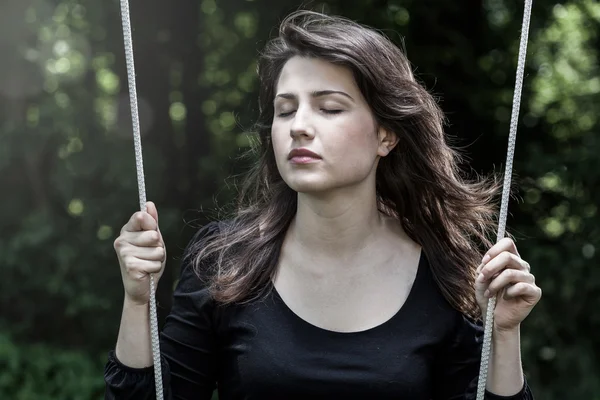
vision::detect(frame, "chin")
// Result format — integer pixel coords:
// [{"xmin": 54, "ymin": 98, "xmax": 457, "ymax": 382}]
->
[
  {"xmin": 280, "ymin": 168, "xmax": 370, "ymax": 195},
  {"xmin": 283, "ymin": 176, "xmax": 334, "ymax": 194}
]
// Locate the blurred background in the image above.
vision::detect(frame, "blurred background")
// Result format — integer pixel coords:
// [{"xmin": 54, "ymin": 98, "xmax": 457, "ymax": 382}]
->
[{"xmin": 0, "ymin": 0, "xmax": 598, "ymax": 399}]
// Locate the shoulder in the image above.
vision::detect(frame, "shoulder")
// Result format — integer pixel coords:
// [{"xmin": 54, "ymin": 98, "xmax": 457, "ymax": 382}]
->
[
  {"xmin": 418, "ymin": 252, "xmax": 482, "ymax": 338},
  {"xmin": 174, "ymin": 220, "xmax": 241, "ymax": 328},
  {"xmin": 176, "ymin": 220, "xmax": 226, "ymax": 292},
  {"xmin": 416, "ymin": 251, "xmax": 457, "ymax": 312},
  {"xmin": 186, "ymin": 220, "xmax": 227, "ymax": 249},
  {"xmin": 181, "ymin": 219, "xmax": 236, "ymax": 263}
]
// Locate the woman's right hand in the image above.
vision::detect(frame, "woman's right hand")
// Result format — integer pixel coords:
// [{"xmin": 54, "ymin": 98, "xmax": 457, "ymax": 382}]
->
[{"xmin": 113, "ymin": 201, "xmax": 166, "ymax": 306}]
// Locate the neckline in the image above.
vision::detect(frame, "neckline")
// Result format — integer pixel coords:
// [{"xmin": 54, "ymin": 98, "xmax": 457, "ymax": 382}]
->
[{"xmin": 270, "ymin": 249, "xmax": 425, "ymax": 336}]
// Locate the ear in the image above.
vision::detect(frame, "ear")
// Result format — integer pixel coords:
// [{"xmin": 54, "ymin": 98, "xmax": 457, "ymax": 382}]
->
[{"xmin": 377, "ymin": 126, "xmax": 398, "ymax": 157}]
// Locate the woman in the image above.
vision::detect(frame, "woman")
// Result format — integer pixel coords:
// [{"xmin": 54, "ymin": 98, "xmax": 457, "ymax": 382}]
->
[{"xmin": 105, "ymin": 10, "xmax": 540, "ymax": 400}]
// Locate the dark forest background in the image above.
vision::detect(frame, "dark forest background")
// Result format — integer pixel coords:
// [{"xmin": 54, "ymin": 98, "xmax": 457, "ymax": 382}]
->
[{"xmin": 0, "ymin": 0, "xmax": 599, "ymax": 398}]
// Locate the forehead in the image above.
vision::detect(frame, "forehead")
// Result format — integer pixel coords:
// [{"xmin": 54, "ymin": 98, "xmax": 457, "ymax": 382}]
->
[{"xmin": 276, "ymin": 56, "xmax": 360, "ymax": 95}]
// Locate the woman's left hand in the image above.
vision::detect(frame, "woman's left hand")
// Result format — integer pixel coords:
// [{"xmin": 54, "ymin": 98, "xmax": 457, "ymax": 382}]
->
[{"xmin": 475, "ymin": 238, "xmax": 542, "ymax": 333}]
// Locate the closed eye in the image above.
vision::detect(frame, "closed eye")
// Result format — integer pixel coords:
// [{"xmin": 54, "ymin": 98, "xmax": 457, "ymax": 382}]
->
[
  {"xmin": 277, "ymin": 111, "xmax": 295, "ymax": 118},
  {"xmin": 277, "ymin": 109, "xmax": 343, "ymax": 118}
]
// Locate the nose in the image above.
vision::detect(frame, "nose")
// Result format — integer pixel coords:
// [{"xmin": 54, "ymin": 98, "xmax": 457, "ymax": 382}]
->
[{"xmin": 289, "ymin": 106, "xmax": 315, "ymax": 140}]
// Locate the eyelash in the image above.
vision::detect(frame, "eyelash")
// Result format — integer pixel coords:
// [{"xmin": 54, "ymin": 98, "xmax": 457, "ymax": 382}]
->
[{"xmin": 277, "ymin": 109, "xmax": 343, "ymax": 118}]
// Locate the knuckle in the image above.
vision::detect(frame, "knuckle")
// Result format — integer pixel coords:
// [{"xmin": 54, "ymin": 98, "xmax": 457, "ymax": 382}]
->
[
  {"xmin": 504, "ymin": 269, "xmax": 516, "ymax": 279},
  {"xmin": 125, "ymin": 257, "xmax": 143, "ymax": 271},
  {"xmin": 494, "ymin": 252, "xmax": 509, "ymax": 266},
  {"xmin": 505, "ymin": 237, "xmax": 517, "ymax": 250},
  {"xmin": 511, "ymin": 253, "xmax": 526, "ymax": 268},
  {"xmin": 502, "ymin": 237, "xmax": 515, "ymax": 246},
  {"xmin": 498, "ymin": 237, "xmax": 514, "ymax": 250}
]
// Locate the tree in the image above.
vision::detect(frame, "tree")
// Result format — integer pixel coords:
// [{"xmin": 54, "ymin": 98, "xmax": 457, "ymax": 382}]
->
[{"xmin": 0, "ymin": 0, "xmax": 598, "ymax": 398}]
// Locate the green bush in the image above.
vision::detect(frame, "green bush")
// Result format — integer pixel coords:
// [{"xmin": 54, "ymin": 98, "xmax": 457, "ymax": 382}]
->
[{"xmin": 0, "ymin": 333, "xmax": 104, "ymax": 400}]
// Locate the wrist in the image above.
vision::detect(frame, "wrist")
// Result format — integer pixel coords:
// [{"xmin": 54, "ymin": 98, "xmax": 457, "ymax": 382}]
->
[
  {"xmin": 123, "ymin": 295, "xmax": 150, "ymax": 309},
  {"xmin": 493, "ymin": 325, "xmax": 521, "ymax": 342}
]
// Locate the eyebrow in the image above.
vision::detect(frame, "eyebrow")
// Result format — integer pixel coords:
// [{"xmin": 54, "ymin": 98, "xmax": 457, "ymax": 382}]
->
[{"xmin": 275, "ymin": 90, "xmax": 355, "ymax": 102}]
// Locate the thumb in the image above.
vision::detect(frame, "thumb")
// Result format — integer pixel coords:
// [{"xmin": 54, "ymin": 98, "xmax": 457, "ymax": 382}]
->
[
  {"xmin": 145, "ymin": 201, "xmax": 159, "ymax": 226},
  {"xmin": 145, "ymin": 202, "xmax": 165, "ymax": 246},
  {"xmin": 475, "ymin": 271, "xmax": 489, "ymax": 298}
]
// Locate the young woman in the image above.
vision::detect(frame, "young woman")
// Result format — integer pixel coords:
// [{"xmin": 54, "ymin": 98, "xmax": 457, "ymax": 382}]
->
[{"xmin": 105, "ymin": 10, "xmax": 541, "ymax": 400}]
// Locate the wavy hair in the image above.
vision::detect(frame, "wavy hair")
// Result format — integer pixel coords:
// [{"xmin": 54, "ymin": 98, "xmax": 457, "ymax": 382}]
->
[{"xmin": 188, "ymin": 10, "xmax": 500, "ymax": 319}]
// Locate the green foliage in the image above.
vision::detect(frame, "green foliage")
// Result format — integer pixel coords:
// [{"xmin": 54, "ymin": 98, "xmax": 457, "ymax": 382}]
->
[
  {"xmin": 0, "ymin": 334, "xmax": 104, "ymax": 400},
  {"xmin": 0, "ymin": 0, "xmax": 598, "ymax": 398}
]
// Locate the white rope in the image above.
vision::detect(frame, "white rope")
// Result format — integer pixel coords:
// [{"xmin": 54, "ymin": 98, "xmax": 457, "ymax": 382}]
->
[
  {"xmin": 476, "ymin": 0, "xmax": 533, "ymax": 398},
  {"xmin": 119, "ymin": 1, "xmax": 164, "ymax": 399}
]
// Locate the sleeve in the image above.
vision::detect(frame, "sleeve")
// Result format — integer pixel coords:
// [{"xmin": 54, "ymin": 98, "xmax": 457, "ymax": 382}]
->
[
  {"xmin": 432, "ymin": 312, "xmax": 534, "ymax": 400},
  {"xmin": 104, "ymin": 221, "xmax": 221, "ymax": 400}
]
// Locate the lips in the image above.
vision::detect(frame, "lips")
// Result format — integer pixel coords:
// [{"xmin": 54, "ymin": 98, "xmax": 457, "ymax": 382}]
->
[{"xmin": 288, "ymin": 148, "xmax": 321, "ymax": 160}]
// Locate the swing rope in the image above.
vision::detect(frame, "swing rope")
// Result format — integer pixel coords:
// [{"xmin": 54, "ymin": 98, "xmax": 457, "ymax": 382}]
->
[
  {"xmin": 119, "ymin": 0, "xmax": 164, "ymax": 399},
  {"xmin": 476, "ymin": 0, "xmax": 533, "ymax": 398},
  {"xmin": 118, "ymin": 1, "xmax": 533, "ymax": 399}
]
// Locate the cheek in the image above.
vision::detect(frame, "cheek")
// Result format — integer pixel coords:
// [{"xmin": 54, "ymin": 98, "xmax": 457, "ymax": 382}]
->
[
  {"xmin": 270, "ymin": 124, "xmax": 289, "ymax": 164},
  {"xmin": 329, "ymin": 121, "xmax": 378, "ymax": 163}
]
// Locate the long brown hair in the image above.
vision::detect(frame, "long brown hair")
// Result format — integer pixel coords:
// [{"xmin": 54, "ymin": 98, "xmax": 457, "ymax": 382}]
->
[{"xmin": 189, "ymin": 10, "xmax": 500, "ymax": 319}]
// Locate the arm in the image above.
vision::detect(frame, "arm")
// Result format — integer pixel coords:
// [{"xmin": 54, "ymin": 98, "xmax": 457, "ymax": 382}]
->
[
  {"xmin": 432, "ymin": 312, "xmax": 533, "ymax": 400},
  {"xmin": 115, "ymin": 299, "xmax": 153, "ymax": 368},
  {"xmin": 159, "ymin": 254, "xmax": 219, "ymax": 398},
  {"xmin": 473, "ymin": 237, "xmax": 542, "ymax": 398},
  {"xmin": 486, "ymin": 327, "xmax": 525, "ymax": 395},
  {"xmin": 105, "ymin": 222, "xmax": 220, "ymax": 400}
]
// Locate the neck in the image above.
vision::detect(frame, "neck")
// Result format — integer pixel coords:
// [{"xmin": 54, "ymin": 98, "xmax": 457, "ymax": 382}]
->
[{"xmin": 290, "ymin": 185, "xmax": 384, "ymax": 259}]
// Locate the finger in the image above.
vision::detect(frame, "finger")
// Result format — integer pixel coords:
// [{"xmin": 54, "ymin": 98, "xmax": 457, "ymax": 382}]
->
[
  {"xmin": 123, "ymin": 211, "xmax": 158, "ymax": 232},
  {"xmin": 124, "ymin": 257, "xmax": 164, "ymax": 275},
  {"xmin": 146, "ymin": 201, "xmax": 159, "ymax": 225},
  {"xmin": 503, "ymin": 282, "xmax": 542, "ymax": 302},
  {"xmin": 481, "ymin": 237, "xmax": 519, "ymax": 265},
  {"xmin": 120, "ymin": 230, "xmax": 163, "ymax": 247},
  {"xmin": 120, "ymin": 245, "xmax": 165, "ymax": 262},
  {"xmin": 480, "ymin": 251, "xmax": 529, "ymax": 281},
  {"xmin": 476, "ymin": 262, "xmax": 486, "ymax": 275},
  {"xmin": 145, "ymin": 201, "xmax": 166, "ymax": 243},
  {"xmin": 486, "ymin": 269, "xmax": 535, "ymax": 297}
]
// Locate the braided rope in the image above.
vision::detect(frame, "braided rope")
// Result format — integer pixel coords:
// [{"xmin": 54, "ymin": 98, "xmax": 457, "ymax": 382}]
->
[
  {"xmin": 476, "ymin": 1, "xmax": 533, "ymax": 399},
  {"xmin": 119, "ymin": 1, "xmax": 164, "ymax": 399}
]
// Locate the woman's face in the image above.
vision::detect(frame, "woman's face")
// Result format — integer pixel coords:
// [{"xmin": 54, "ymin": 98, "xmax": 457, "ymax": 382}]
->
[{"xmin": 271, "ymin": 56, "xmax": 394, "ymax": 195}]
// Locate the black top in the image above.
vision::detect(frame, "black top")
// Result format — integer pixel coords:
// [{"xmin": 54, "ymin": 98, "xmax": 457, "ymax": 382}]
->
[{"xmin": 104, "ymin": 221, "xmax": 533, "ymax": 400}]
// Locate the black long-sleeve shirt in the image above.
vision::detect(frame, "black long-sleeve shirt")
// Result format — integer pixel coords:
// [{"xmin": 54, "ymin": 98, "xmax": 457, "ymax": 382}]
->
[{"xmin": 104, "ymin": 221, "xmax": 533, "ymax": 399}]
